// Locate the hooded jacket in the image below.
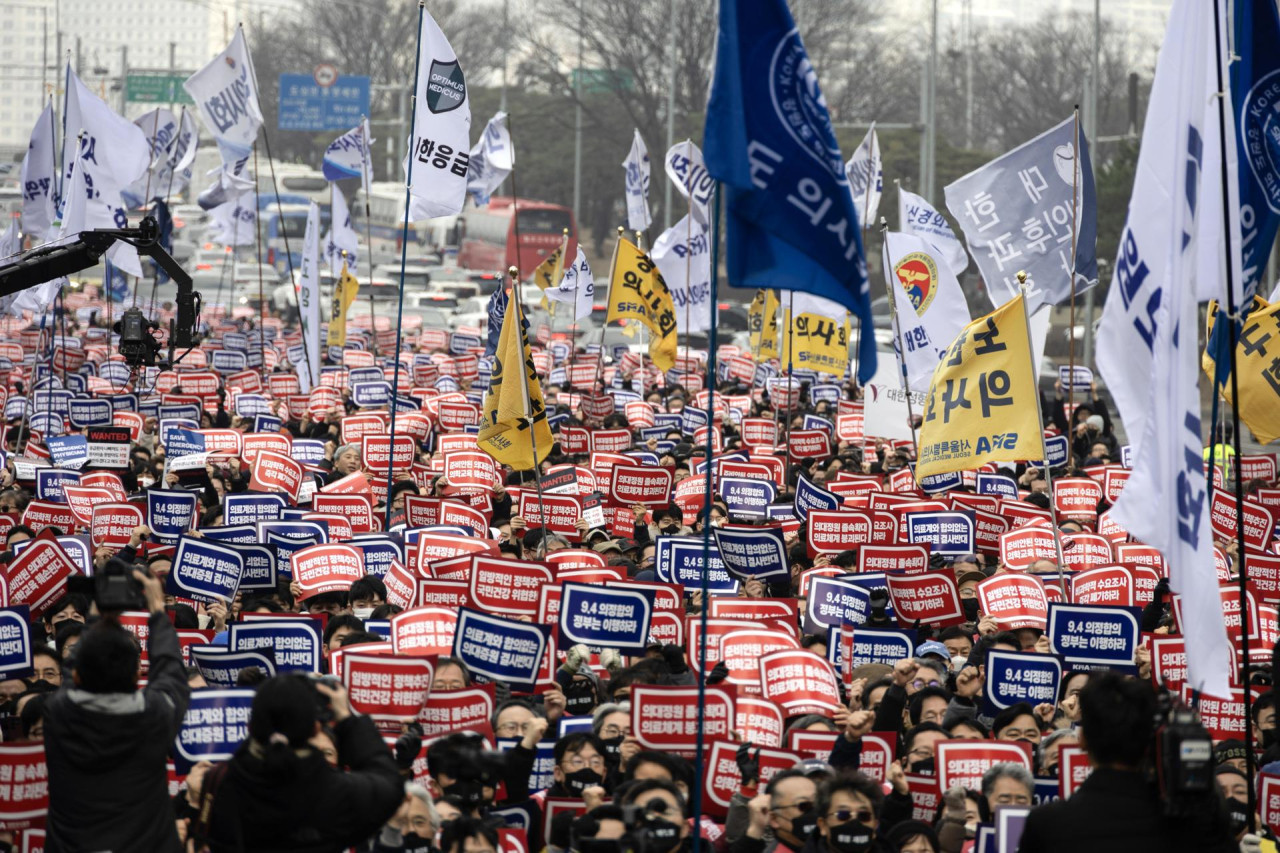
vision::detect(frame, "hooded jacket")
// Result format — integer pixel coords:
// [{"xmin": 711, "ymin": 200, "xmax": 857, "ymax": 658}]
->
[{"xmin": 42, "ymin": 610, "xmax": 192, "ymax": 853}]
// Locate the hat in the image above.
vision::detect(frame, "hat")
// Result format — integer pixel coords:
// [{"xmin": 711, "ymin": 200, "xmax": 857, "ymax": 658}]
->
[
  {"xmin": 615, "ymin": 538, "xmax": 638, "ymax": 552},
  {"xmin": 593, "ymin": 540, "xmax": 622, "ymax": 554},
  {"xmin": 793, "ymin": 758, "xmax": 833, "ymax": 778},
  {"xmin": 1215, "ymin": 740, "xmax": 1248, "ymax": 766},
  {"xmin": 583, "ymin": 527, "xmax": 610, "ymax": 543},
  {"xmin": 956, "ymin": 570, "xmax": 987, "ymax": 587},
  {"xmin": 1085, "ymin": 414, "xmax": 1105, "ymax": 431},
  {"xmin": 1215, "ymin": 762, "xmax": 1249, "ymax": 781},
  {"xmin": 916, "ymin": 640, "xmax": 950, "ymax": 661}
]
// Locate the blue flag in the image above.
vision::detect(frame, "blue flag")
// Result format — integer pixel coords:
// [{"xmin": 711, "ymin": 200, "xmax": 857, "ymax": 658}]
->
[
  {"xmin": 104, "ymin": 260, "xmax": 130, "ymax": 303},
  {"xmin": 151, "ymin": 198, "xmax": 174, "ymax": 285},
  {"xmin": 484, "ymin": 284, "xmax": 508, "ymax": 358},
  {"xmin": 703, "ymin": 0, "xmax": 876, "ymax": 384}
]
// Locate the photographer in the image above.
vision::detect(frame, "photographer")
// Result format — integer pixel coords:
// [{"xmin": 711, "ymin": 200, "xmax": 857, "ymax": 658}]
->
[
  {"xmin": 42, "ymin": 565, "xmax": 190, "ymax": 853},
  {"xmin": 191, "ymin": 674, "xmax": 402, "ymax": 852}
]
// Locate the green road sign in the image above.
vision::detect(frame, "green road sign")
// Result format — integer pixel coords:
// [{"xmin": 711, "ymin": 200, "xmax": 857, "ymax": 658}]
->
[
  {"xmin": 571, "ymin": 68, "xmax": 634, "ymax": 95},
  {"xmin": 125, "ymin": 75, "xmax": 193, "ymax": 105}
]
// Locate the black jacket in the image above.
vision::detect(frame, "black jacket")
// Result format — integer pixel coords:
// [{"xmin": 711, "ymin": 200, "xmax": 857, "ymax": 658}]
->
[
  {"xmin": 1017, "ymin": 767, "xmax": 1236, "ymax": 853},
  {"xmin": 43, "ymin": 610, "xmax": 191, "ymax": 853},
  {"xmin": 201, "ymin": 712, "xmax": 403, "ymax": 852}
]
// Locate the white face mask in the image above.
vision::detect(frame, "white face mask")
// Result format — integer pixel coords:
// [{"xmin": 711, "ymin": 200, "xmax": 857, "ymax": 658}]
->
[
  {"xmin": 353, "ymin": 607, "xmax": 375, "ymax": 619},
  {"xmin": 952, "ymin": 655, "xmax": 968, "ymax": 671},
  {"xmin": 139, "ymin": 477, "xmax": 155, "ymax": 489}
]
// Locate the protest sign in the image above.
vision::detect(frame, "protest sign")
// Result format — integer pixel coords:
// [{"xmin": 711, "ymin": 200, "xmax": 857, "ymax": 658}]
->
[
  {"xmin": 169, "ymin": 535, "xmax": 245, "ymax": 604},
  {"xmin": 904, "ymin": 511, "xmax": 975, "ymax": 555},
  {"xmin": 935, "ymin": 739, "xmax": 1033, "ymax": 793},
  {"xmin": 758, "ymin": 649, "xmax": 841, "ymax": 716},
  {"xmin": 291, "ymin": 544, "xmax": 364, "ymax": 600},
  {"xmin": 0, "ymin": 744, "xmax": 48, "ymax": 830},
  {"xmin": 884, "ymin": 571, "xmax": 965, "ymax": 626},
  {"xmin": 608, "ymin": 464, "xmax": 673, "ymax": 506},
  {"xmin": 558, "ymin": 582, "xmax": 655, "ymax": 654},
  {"xmin": 712, "ymin": 525, "xmax": 790, "ymax": 582},
  {"xmin": 983, "ymin": 650, "xmax": 1062, "ymax": 714},
  {"xmin": 630, "ymin": 685, "xmax": 736, "ymax": 756},
  {"xmin": 342, "ymin": 652, "xmax": 434, "ymax": 724},
  {"xmin": 189, "ymin": 646, "xmax": 276, "ymax": 689},
  {"xmin": 1047, "ymin": 602, "xmax": 1140, "ymax": 673},
  {"xmin": 173, "ymin": 689, "xmax": 255, "ymax": 773},
  {"xmin": 453, "ymin": 607, "xmax": 549, "ymax": 688},
  {"xmin": 0, "ymin": 607, "xmax": 32, "ymax": 680},
  {"xmin": 228, "ymin": 618, "xmax": 324, "ymax": 673},
  {"xmin": 977, "ymin": 574, "xmax": 1049, "ymax": 630}
]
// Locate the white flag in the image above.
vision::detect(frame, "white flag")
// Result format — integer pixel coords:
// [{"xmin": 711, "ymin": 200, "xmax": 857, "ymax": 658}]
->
[
  {"xmin": 324, "ymin": 185, "xmax": 361, "ymax": 279},
  {"xmin": 298, "ymin": 201, "xmax": 322, "ymax": 393},
  {"xmin": 623, "ymin": 129, "xmax": 652, "ymax": 232},
  {"xmin": 12, "ymin": 156, "xmax": 86, "ymax": 316},
  {"xmin": 882, "ymin": 231, "xmax": 970, "ymax": 391},
  {"xmin": 548, "ymin": 247, "xmax": 594, "ymax": 320},
  {"xmin": 124, "ymin": 108, "xmax": 198, "ymax": 205},
  {"xmin": 467, "ymin": 111, "xmax": 514, "ymax": 206},
  {"xmin": 898, "ymin": 187, "xmax": 969, "ymax": 275},
  {"xmin": 406, "ymin": 8, "xmax": 471, "ymax": 220},
  {"xmin": 20, "ymin": 104, "xmax": 56, "ymax": 239},
  {"xmin": 183, "ymin": 28, "xmax": 264, "ymax": 168},
  {"xmin": 845, "ymin": 124, "xmax": 882, "ymax": 229},
  {"xmin": 1096, "ymin": 0, "xmax": 1232, "ymax": 700},
  {"xmin": 665, "ymin": 140, "xmax": 714, "ymax": 226},
  {"xmin": 651, "ymin": 214, "xmax": 712, "ymax": 333},
  {"xmin": 207, "ymin": 191, "xmax": 257, "ymax": 247},
  {"xmin": 322, "ymin": 122, "xmax": 374, "ymax": 187}
]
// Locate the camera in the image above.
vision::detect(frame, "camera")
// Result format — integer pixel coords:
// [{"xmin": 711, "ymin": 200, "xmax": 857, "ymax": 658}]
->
[
  {"xmin": 114, "ymin": 307, "xmax": 162, "ymax": 367},
  {"xmin": 95, "ymin": 556, "xmax": 145, "ymax": 612},
  {"xmin": 306, "ymin": 673, "xmax": 343, "ymax": 723},
  {"xmin": 571, "ymin": 802, "xmax": 682, "ymax": 853},
  {"xmin": 1153, "ymin": 693, "xmax": 1215, "ymax": 817}
]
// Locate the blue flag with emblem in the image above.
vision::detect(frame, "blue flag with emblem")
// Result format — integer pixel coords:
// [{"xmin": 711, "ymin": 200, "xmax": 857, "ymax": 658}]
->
[
  {"xmin": 104, "ymin": 260, "xmax": 130, "ymax": 303},
  {"xmin": 484, "ymin": 283, "xmax": 508, "ymax": 358},
  {"xmin": 703, "ymin": 0, "xmax": 876, "ymax": 384}
]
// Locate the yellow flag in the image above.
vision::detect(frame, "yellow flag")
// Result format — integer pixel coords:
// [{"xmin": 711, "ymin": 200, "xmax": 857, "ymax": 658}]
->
[
  {"xmin": 605, "ymin": 236, "xmax": 678, "ymax": 370},
  {"xmin": 326, "ymin": 262, "xmax": 360, "ymax": 347},
  {"xmin": 748, "ymin": 289, "xmax": 781, "ymax": 361},
  {"xmin": 478, "ymin": 290, "xmax": 554, "ymax": 470},
  {"xmin": 531, "ymin": 241, "xmax": 566, "ymax": 292},
  {"xmin": 1203, "ymin": 295, "xmax": 1280, "ymax": 444},
  {"xmin": 781, "ymin": 309, "xmax": 850, "ymax": 378},
  {"xmin": 916, "ymin": 293, "xmax": 1045, "ymax": 479}
]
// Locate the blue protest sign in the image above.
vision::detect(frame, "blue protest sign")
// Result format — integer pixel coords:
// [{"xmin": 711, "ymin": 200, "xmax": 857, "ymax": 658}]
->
[
  {"xmin": 810, "ymin": 383, "xmax": 843, "ymax": 405},
  {"xmin": 3, "ymin": 396, "xmax": 25, "ymax": 420},
  {"xmin": 234, "ymin": 395, "xmax": 271, "ymax": 417},
  {"xmin": 229, "ymin": 618, "xmax": 324, "ymax": 673},
  {"xmin": 681, "ymin": 407, "xmax": 710, "ymax": 434},
  {"xmin": 36, "ymin": 469, "xmax": 79, "ymax": 503},
  {"xmin": 654, "ymin": 413, "xmax": 683, "ymax": 433},
  {"xmin": 0, "ymin": 606, "xmax": 32, "ymax": 679},
  {"xmin": 558, "ymin": 582, "xmax": 655, "ymax": 654},
  {"xmin": 199, "ymin": 524, "xmax": 259, "ymax": 544},
  {"xmin": 291, "ymin": 439, "xmax": 326, "ymax": 465},
  {"xmin": 905, "ymin": 511, "xmax": 975, "ymax": 555},
  {"xmin": 625, "ymin": 451, "xmax": 661, "ymax": 467},
  {"xmin": 169, "ymin": 535, "xmax": 245, "ymax": 604},
  {"xmin": 173, "ymin": 688, "xmax": 255, "ymax": 773},
  {"xmin": 46, "ymin": 434, "xmax": 88, "ymax": 470},
  {"xmin": 802, "ymin": 414, "xmax": 834, "ymax": 434},
  {"xmin": 449, "ymin": 333, "xmax": 481, "ymax": 355},
  {"xmin": 211, "ymin": 350, "xmax": 248, "ymax": 373},
  {"xmin": 766, "ymin": 504, "xmax": 797, "ymax": 521},
  {"xmin": 975, "ymin": 473, "xmax": 1019, "ymax": 499},
  {"xmin": 351, "ymin": 381, "xmax": 392, "ymax": 408},
  {"xmin": 101, "ymin": 361, "xmax": 132, "ymax": 384},
  {"xmin": 1033, "ymin": 778, "xmax": 1059, "ymax": 807},
  {"xmin": 147, "ymin": 489, "xmax": 198, "ymax": 546},
  {"xmin": 139, "ymin": 397, "xmax": 162, "ymax": 420},
  {"xmin": 223, "ymin": 332, "xmax": 249, "ymax": 352},
  {"xmin": 28, "ymin": 411, "xmax": 64, "ymax": 438},
  {"xmin": 349, "ymin": 367, "xmax": 384, "ymax": 385},
  {"xmin": 983, "ymin": 650, "xmax": 1062, "ymax": 715},
  {"xmin": 253, "ymin": 414, "xmax": 283, "ymax": 434},
  {"xmin": 108, "ymin": 392, "xmax": 138, "ymax": 412},
  {"xmin": 264, "ymin": 530, "xmax": 322, "ymax": 578},
  {"xmin": 64, "ymin": 374, "xmax": 86, "ymax": 394},
  {"xmin": 1042, "ymin": 435, "xmax": 1069, "ymax": 469},
  {"xmin": 278, "ymin": 73, "xmax": 371, "ymax": 132},
  {"xmin": 712, "ymin": 525, "xmax": 790, "ymax": 581},
  {"xmin": 453, "ymin": 607, "xmax": 550, "ymax": 688},
  {"xmin": 1046, "ymin": 602, "xmax": 1140, "ymax": 673},
  {"xmin": 804, "ymin": 576, "xmax": 872, "ymax": 634},
  {"xmin": 720, "ymin": 476, "xmax": 777, "ymax": 519},
  {"xmin": 13, "ymin": 535, "xmax": 94, "ymax": 575},
  {"xmin": 224, "ymin": 493, "xmax": 287, "ymax": 526},
  {"xmin": 842, "ymin": 572, "xmax": 896, "ymax": 621},
  {"xmin": 917, "ymin": 470, "xmax": 962, "ymax": 494},
  {"xmin": 67, "ymin": 397, "xmax": 112, "ymax": 428},
  {"xmin": 189, "ymin": 646, "xmax": 276, "ymax": 689},
  {"xmin": 159, "ymin": 418, "xmax": 199, "ymax": 448},
  {"xmin": 654, "ymin": 536, "xmax": 739, "ymax": 594},
  {"xmin": 159, "ymin": 404, "xmax": 201, "ymax": 422},
  {"xmin": 794, "ymin": 472, "xmax": 840, "ymax": 521},
  {"xmin": 32, "ymin": 388, "xmax": 72, "ymax": 417},
  {"xmin": 165, "ymin": 428, "xmax": 206, "ymax": 459},
  {"xmin": 350, "ymin": 535, "xmax": 403, "ymax": 577},
  {"xmin": 227, "ymin": 543, "xmax": 277, "ymax": 590},
  {"xmin": 831, "ymin": 625, "xmax": 916, "ymax": 670}
]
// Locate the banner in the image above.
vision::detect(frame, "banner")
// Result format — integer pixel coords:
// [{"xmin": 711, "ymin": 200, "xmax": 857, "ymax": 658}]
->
[
  {"xmin": 478, "ymin": 289, "xmax": 553, "ymax": 471},
  {"xmin": 652, "ymin": 214, "xmax": 713, "ymax": 334},
  {"xmin": 169, "ymin": 535, "xmax": 244, "ymax": 604},
  {"xmin": 845, "ymin": 123, "xmax": 882, "ymax": 228},
  {"xmin": 183, "ymin": 28, "xmax": 263, "ymax": 166},
  {"xmin": 605, "ymin": 237, "xmax": 678, "ymax": 370},
  {"xmin": 622, "ymin": 128, "xmax": 652, "ymax": 231},
  {"xmin": 406, "ymin": 7, "xmax": 470, "ymax": 219},
  {"xmin": 780, "ymin": 310, "xmax": 850, "ymax": 379},
  {"xmin": 326, "ymin": 263, "xmax": 360, "ymax": 347},
  {"xmin": 453, "ymin": 607, "xmax": 549, "ymax": 688},
  {"xmin": 748, "ymin": 289, "xmax": 781, "ymax": 360},
  {"xmin": 558, "ymin": 582, "xmax": 655, "ymax": 654},
  {"xmin": 466, "ymin": 110, "xmax": 513, "ymax": 206},
  {"xmin": 883, "ymin": 230, "xmax": 971, "ymax": 391}
]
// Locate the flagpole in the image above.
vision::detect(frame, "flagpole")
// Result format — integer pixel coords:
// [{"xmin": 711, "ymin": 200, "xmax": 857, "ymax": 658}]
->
[
  {"xmin": 1017, "ymin": 270, "xmax": 1070, "ymax": 602},
  {"xmin": 634, "ymin": 230, "xmax": 648, "ymax": 401},
  {"xmin": 553, "ymin": 227, "xmax": 568, "ymax": 383},
  {"xmin": 1211, "ymin": 0, "xmax": 1255, "ymax": 816},
  {"xmin": 253, "ymin": 142, "xmax": 267, "ymax": 376},
  {"xmin": 878, "ymin": 219, "xmax": 920, "ymax": 459},
  {"xmin": 384, "ymin": 0, "xmax": 427, "ymax": 530},
  {"xmin": 1065, "ymin": 105, "xmax": 1081, "ymax": 454},
  {"xmin": 784, "ymin": 289, "xmax": 796, "ymax": 465},
  {"xmin": 592, "ymin": 227, "xmax": 624, "ymax": 391},
  {"xmin": 510, "ymin": 264, "xmax": 549, "ymax": 559},
  {"xmin": 358, "ymin": 118, "xmax": 378, "ymax": 359},
  {"xmin": 682, "ymin": 140, "xmax": 694, "ymax": 367}
]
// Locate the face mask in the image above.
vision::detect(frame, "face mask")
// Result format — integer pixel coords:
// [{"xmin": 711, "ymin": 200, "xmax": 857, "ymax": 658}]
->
[
  {"xmin": 400, "ymin": 835, "xmax": 434, "ymax": 853},
  {"xmin": 1262, "ymin": 728, "xmax": 1278, "ymax": 749},
  {"xmin": 601, "ymin": 735, "xmax": 624, "ymax": 762},
  {"xmin": 826, "ymin": 820, "xmax": 874, "ymax": 853},
  {"xmin": 139, "ymin": 476, "xmax": 155, "ymax": 489},
  {"xmin": 564, "ymin": 680, "xmax": 597, "ymax": 715},
  {"xmin": 961, "ymin": 598, "xmax": 980, "ymax": 621},
  {"xmin": 1043, "ymin": 762, "xmax": 1059, "ymax": 779},
  {"xmin": 789, "ymin": 809, "xmax": 819, "ymax": 843},
  {"xmin": 641, "ymin": 817, "xmax": 683, "ymax": 853},
  {"xmin": 563, "ymin": 767, "xmax": 603, "ymax": 796},
  {"xmin": 951, "ymin": 655, "xmax": 968, "ymax": 671},
  {"xmin": 1228, "ymin": 798, "xmax": 1250, "ymax": 836},
  {"xmin": 441, "ymin": 778, "xmax": 484, "ymax": 808},
  {"xmin": 353, "ymin": 607, "xmax": 375, "ymax": 619},
  {"xmin": 910, "ymin": 757, "xmax": 936, "ymax": 775}
]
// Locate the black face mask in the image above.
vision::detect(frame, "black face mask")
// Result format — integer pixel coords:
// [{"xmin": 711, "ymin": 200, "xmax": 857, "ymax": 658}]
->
[
  {"xmin": 441, "ymin": 778, "xmax": 484, "ymax": 808},
  {"xmin": 1043, "ymin": 763, "xmax": 1059, "ymax": 780},
  {"xmin": 826, "ymin": 820, "xmax": 874, "ymax": 853},
  {"xmin": 401, "ymin": 835, "xmax": 434, "ymax": 853},
  {"xmin": 601, "ymin": 735, "xmax": 625, "ymax": 762},
  {"xmin": 1261, "ymin": 728, "xmax": 1278, "ymax": 750},
  {"xmin": 641, "ymin": 817, "xmax": 683, "ymax": 853},
  {"xmin": 910, "ymin": 757, "xmax": 936, "ymax": 775},
  {"xmin": 961, "ymin": 598, "xmax": 980, "ymax": 621},
  {"xmin": 789, "ymin": 809, "xmax": 819, "ymax": 843},
  {"xmin": 564, "ymin": 767, "xmax": 604, "ymax": 796},
  {"xmin": 1227, "ymin": 798, "xmax": 1251, "ymax": 836},
  {"xmin": 564, "ymin": 680, "xmax": 597, "ymax": 715}
]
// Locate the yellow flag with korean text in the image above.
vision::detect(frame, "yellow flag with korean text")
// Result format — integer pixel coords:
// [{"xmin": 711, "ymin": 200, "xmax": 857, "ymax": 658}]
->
[
  {"xmin": 478, "ymin": 291, "xmax": 554, "ymax": 470},
  {"xmin": 326, "ymin": 262, "xmax": 360, "ymax": 347},
  {"xmin": 605, "ymin": 236, "xmax": 678, "ymax": 370},
  {"xmin": 916, "ymin": 293, "xmax": 1045, "ymax": 479},
  {"xmin": 1203, "ymin": 295, "xmax": 1280, "ymax": 444},
  {"xmin": 748, "ymin": 289, "xmax": 781, "ymax": 361},
  {"xmin": 781, "ymin": 309, "xmax": 850, "ymax": 378},
  {"xmin": 531, "ymin": 240, "xmax": 566, "ymax": 292}
]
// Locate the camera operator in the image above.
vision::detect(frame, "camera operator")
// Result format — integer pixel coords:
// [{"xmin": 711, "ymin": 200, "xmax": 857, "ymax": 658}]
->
[
  {"xmin": 1017, "ymin": 670, "xmax": 1236, "ymax": 852},
  {"xmin": 42, "ymin": 564, "xmax": 190, "ymax": 852},
  {"xmin": 190, "ymin": 674, "xmax": 402, "ymax": 851}
]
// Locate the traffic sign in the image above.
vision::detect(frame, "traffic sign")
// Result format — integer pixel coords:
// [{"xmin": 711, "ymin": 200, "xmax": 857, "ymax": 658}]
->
[
  {"xmin": 278, "ymin": 73, "xmax": 370, "ymax": 132},
  {"xmin": 125, "ymin": 74, "xmax": 194, "ymax": 105}
]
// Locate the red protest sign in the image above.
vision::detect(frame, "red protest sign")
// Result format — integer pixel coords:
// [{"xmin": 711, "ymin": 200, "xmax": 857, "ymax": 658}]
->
[
  {"xmin": 467, "ymin": 556, "xmax": 555, "ymax": 617},
  {"xmin": 291, "ymin": 544, "xmax": 364, "ymax": 600},
  {"xmin": 548, "ymin": 549, "xmax": 607, "ymax": 573},
  {"xmin": 90, "ymin": 502, "xmax": 146, "ymax": 549},
  {"xmin": 856, "ymin": 544, "xmax": 929, "ymax": 574},
  {"xmin": 391, "ymin": 607, "xmax": 458, "ymax": 656},
  {"xmin": 198, "ymin": 429, "xmax": 243, "ymax": 456},
  {"xmin": 976, "ymin": 574, "xmax": 1049, "ymax": 630},
  {"xmin": 631, "ymin": 685, "xmax": 736, "ymax": 756},
  {"xmin": 1183, "ymin": 685, "xmax": 1249, "ymax": 742},
  {"xmin": 343, "ymin": 653, "xmax": 434, "ymax": 724},
  {"xmin": 708, "ymin": 598, "xmax": 800, "ymax": 623},
  {"xmin": 444, "ymin": 451, "xmax": 498, "ymax": 493},
  {"xmin": 63, "ymin": 486, "xmax": 116, "ymax": 528},
  {"xmin": 1069, "ymin": 566, "xmax": 1134, "ymax": 607},
  {"xmin": 1241, "ymin": 454, "xmax": 1278, "ymax": 483},
  {"xmin": 720, "ymin": 629, "xmax": 800, "ymax": 692},
  {"xmin": 1259, "ymin": 773, "xmax": 1280, "ymax": 833},
  {"xmin": 1058, "ymin": 746, "xmax": 1094, "ymax": 799},
  {"xmin": 311, "ymin": 494, "xmax": 375, "ymax": 534},
  {"xmin": 516, "ymin": 492, "xmax": 581, "ymax": 538},
  {"xmin": 740, "ymin": 418, "xmax": 779, "ymax": 447},
  {"xmin": 936, "ymin": 739, "xmax": 1032, "ymax": 793},
  {"xmin": 789, "ymin": 430, "xmax": 831, "ymax": 459},
  {"xmin": 341, "ymin": 414, "xmax": 387, "ymax": 445},
  {"xmin": 418, "ymin": 684, "xmax": 496, "ymax": 737},
  {"xmin": 439, "ymin": 502, "xmax": 488, "ymax": 537},
  {"xmin": 885, "ymin": 571, "xmax": 965, "ymax": 626},
  {"xmin": 1149, "ymin": 636, "xmax": 1187, "ymax": 693},
  {"xmin": 608, "ymin": 464, "xmax": 673, "ymax": 507},
  {"xmin": 971, "ymin": 509, "xmax": 1009, "ymax": 555},
  {"xmin": 21, "ymin": 500, "xmax": 77, "ymax": 535},
  {"xmin": 1246, "ymin": 552, "xmax": 1280, "ymax": 603},
  {"xmin": 999, "ymin": 526, "xmax": 1057, "ymax": 571},
  {"xmin": 1001, "ymin": 499, "xmax": 1055, "ymax": 527},
  {"xmin": 0, "ymin": 744, "xmax": 48, "ymax": 830},
  {"xmin": 5, "ymin": 539, "xmax": 78, "ymax": 617},
  {"xmin": 242, "ymin": 433, "xmax": 291, "ymax": 465},
  {"xmin": 702, "ymin": 739, "xmax": 801, "ymax": 819},
  {"xmin": 362, "ymin": 435, "xmax": 416, "ymax": 472},
  {"xmin": 1060, "ymin": 533, "xmax": 1114, "ymax": 571},
  {"xmin": 806, "ymin": 510, "xmax": 873, "ymax": 556},
  {"xmin": 735, "ymin": 696, "xmax": 786, "ymax": 747},
  {"xmin": 758, "ymin": 649, "xmax": 841, "ymax": 716},
  {"xmin": 1210, "ymin": 490, "xmax": 1276, "ymax": 551},
  {"xmin": 415, "ymin": 535, "xmax": 496, "ymax": 570},
  {"xmin": 438, "ymin": 401, "xmax": 481, "ymax": 431},
  {"xmin": 590, "ymin": 429, "xmax": 632, "ymax": 454},
  {"xmin": 321, "ymin": 471, "xmax": 372, "ymax": 499},
  {"xmin": 248, "ymin": 451, "xmax": 305, "ymax": 503}
]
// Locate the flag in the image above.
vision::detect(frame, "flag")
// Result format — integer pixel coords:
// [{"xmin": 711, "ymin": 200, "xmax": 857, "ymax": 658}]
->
[
  {"xmin": 327, "ymin": 262, "xmax": 360, "ymax": 347},
  {"xmin": 704, "ymin": 0, "xmax": 876, "ymax": 383},
  {"xmin": 883, "ymin": 231, "xmax": 971, "ymax": 391},
  {"xmin": 322, "ymin": 122, "xmax": 374, "ymax": 185},
  {"xmin": 531, "ymin": 240, "xmax": 566, "ymax": 292},
  {"xmin": 1096, "ymin": 0, "xmax": 1232, "ymax": 700},
  {"xmin": 150, "ymin": 199, "xmax": 174, "ymax": 285},
  {"xmin": 104, "ymin": 261, "xmax": 130, "ymax": 302},
  {"xmin": 606, "ymin": 236, "xmax": 678, "ymax": 370},
  {"xmin": 478, "ymin": 294, "xmax": 554, "ymax": 470},
  {"xmin": 781, "ymin": 307, "xmax": 849, "ymax": 378},
  {"xmin": 406, "ymin": 8, "xmax": 471, "ymax": 220},
  {"xmin": 183, "ymin": 28, "xmax": 264, "ymax": 169},
  {"xmin": 484, "ymin": 284, "xmax": 509, "ymax": 358},
  {"xmin": 845, "ymin": 123, "xmax": 882, "ymax": 230},
  {"xmin": 944, "ymin": 117, "xmax": 1097, "ymax": 312},
  {"xmin": 548, "ymin": 247, "xmax": 595, "ymax": 321},
  {"xmin": 466, "ymin": 111, "xmax": 513, "ymax": 206},
  {"xmin": 298, "ymin": 201, "xmax": 322, "ymax": 392},
  {"xmin": 1203, "ymin": 295, "xmax": 1280, "ymax": 444},
  {"xmin": 124, "ymin": 108, "xmax": 198, "ymax": 205},
  {"xmin": 12, "ymin": 155, "xmax": 85, "ymax": 316},
  {"xmin": 1234, "ymin": 0, "xmax": 1280, "ymax": 302},
  {"xmin": 916, "ymin": 293, "xmax": 1044, "ymax": 479},
  {"xmin": 665, "ymin": 140, "xmax": 713, "ymax": 226},
  {"xmin": 207, "ymin": 191, "xmax": 256, "ymax": 246},
  {"xmin": 196, "ymin": 158, "xmax": 254, "ymax": 211},
  {"xmin": 0, "ymin": 221, "xmax": 21, "ymax": 316},
  {"xmin": 324, "ymin": 185, "xmax": 360, "ymax": 279},
  {"xmin": 898, "ymin": 187, "xmax": 969, "ymax": 275},
  {"xmin": 651, "ymin": 214, "xmax": 713, "ymax": 333},
  {"xmin": 748, "ymin": 289, "xmax": 781, "ymax": 361},
  {"xmin": 20, "ymin": 103, "xmax": 56, "ymax": 239},
  {"xmin": 623, "ymin": 129, "xmax": 652, "ymax": 231}
]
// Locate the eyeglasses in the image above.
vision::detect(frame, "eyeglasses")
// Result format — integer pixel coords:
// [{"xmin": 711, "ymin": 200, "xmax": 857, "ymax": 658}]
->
[
  {"xmin": 563, "ymin": 755, "xmax": 606, "ymax": 772},
  {"xmin": 495, "ymin": 720, "xmax": 534, "ymax": 736},
  {"xmin": 907, "ymin": 747, "xmax": 934, "ymax": 760},
  {"xmin": 910, "ymin": 678, "xmax": 941, "ymax": 690},
  {"xmin": 770, "ymin": 800, "xmax": 814, "ymax": 815},
  {"xmin": 827, "ymin": 808, "xmax": 873, "ymax": 824},
  {"xmin": 600, "ymin": 723, "xmax": 632, "ymax": 737}
]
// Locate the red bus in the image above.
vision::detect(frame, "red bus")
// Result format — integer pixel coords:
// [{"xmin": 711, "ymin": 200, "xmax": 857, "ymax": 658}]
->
[{"xmin": 457, "ymin": 197, "xmax": 578, "ymax": 279}]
